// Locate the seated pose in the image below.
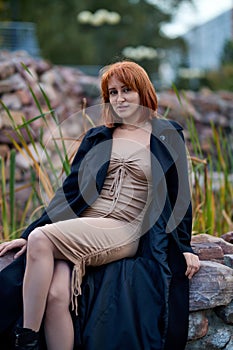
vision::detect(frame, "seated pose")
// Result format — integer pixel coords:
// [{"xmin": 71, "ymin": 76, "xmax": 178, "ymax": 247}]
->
[{"xmin": 0, "ymin": 61, "xmax": 200, "ymax": 350}]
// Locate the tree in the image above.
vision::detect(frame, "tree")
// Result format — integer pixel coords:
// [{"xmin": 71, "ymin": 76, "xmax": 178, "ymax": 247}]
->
[
  {"xmin": 2, "ymin": 0, "xmax": 192, "ymax": 74},
  {"xmin": 221, "ymin": 40, "xmax": 233, "ymax": 65}
]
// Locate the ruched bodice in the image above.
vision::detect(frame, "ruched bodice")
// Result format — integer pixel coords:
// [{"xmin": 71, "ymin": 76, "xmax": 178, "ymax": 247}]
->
[{"xmin": 82, "ymin": 138, "xmax": 152, "ymax": 225}]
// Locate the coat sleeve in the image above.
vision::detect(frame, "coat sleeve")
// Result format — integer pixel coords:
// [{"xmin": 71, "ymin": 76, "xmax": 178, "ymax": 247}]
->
[
  {"xmin": 165, "ymin": 125, "xmax": 194, "ymax": 254},
  {"xmin": 20, "ymin": 128, "xmax": 94, "ymax": 239}
]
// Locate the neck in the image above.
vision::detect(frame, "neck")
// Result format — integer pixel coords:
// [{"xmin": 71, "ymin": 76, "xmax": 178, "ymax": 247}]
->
[{"xmin": 119, "ymin": 120, "xmax": 150, "ymax": 130}]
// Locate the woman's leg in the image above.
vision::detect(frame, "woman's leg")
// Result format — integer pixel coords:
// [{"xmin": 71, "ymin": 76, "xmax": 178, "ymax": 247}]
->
[
  {"xmin": 44, "ymin": 260, "xmax": 73, "ymax": 350},
  {"xmin": 22, "ymin": 228, "xmax": 66, "ymax": 332}
]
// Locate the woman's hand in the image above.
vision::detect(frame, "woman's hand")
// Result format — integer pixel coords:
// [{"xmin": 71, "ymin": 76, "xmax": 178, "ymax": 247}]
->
[
  {"xmin": 0, "ymin": 238, "xmax": 27, "ymax": 259},
  {"xmin": 183, "ymin": 252, "xmax": 200, "ymax": 279}
]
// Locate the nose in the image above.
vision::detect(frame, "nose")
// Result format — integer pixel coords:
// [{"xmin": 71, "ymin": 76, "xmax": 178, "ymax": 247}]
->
[{"xmin": 116, "ymin": 92, "xmax": 125, "ymax": 103}]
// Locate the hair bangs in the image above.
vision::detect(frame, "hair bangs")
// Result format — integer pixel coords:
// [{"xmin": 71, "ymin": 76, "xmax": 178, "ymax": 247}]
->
[{"xmin": 100, "ymin": 61, "xmax": 158, "ymax": 126}]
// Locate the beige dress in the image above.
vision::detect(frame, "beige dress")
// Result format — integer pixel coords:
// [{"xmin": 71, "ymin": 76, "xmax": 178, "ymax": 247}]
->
[{"xmin": 39, "ymin": 138, "xmax": 152, "ymax": 313}]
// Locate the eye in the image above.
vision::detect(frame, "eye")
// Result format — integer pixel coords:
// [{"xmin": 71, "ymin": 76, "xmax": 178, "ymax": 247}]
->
[
  {"xmin": 109, "ymin": 89, "xmax": 117, "ymax": 95},
  {"xmin": 123, "ymin": 87, "xmax": 131, "ymax": 93}
]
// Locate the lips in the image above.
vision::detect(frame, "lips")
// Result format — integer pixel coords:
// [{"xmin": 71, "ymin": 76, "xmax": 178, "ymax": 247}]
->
[{"xmin": 116, "ymin": 105, "xmax": 129, "ymax": 112}]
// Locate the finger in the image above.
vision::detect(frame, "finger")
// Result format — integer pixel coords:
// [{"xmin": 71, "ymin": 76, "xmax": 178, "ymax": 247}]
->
[
  {"xmin": 185, "ymin": 266, "xmax": 192, "ymax": 278},
  {"xmin": 0, "ymin": 242, "xmax": 8, "ymax": 253},
  {"xmin": 14, "ymin": 245, "xmax": 27, "ymax": 259},
  {"xmin": 186, "ymin": 262, "xmax": 200, "ymax": 279},
  {"xmin": 0, "ymin": 244, "xmax": 11, "ymax": 257}
]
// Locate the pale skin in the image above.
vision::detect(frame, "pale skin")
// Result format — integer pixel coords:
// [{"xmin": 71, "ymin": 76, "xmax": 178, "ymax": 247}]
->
[
  {"xmin": 0, "ymin": 235, "xmax": 73, "ymax": 350},
  {"xmin": 0, "ymin": 75, "xmax": 200, "ymax": 350}
]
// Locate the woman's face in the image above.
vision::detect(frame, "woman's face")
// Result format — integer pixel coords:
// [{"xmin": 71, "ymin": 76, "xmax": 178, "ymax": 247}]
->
[{"xmin": 108, "ymin": 75, "xmax": 141, "ymax": 124}]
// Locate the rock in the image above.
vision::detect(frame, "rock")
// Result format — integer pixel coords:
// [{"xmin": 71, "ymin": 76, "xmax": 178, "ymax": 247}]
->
[
  {"xmin": 1, "ymin": 92, "xmax": 22, "ymax": 110},
  {"xmin": 203, "ymin": 328, "xmax": 232, "ymax": 350},
  {"xmin": 186, "ymin": 310, "xmax": 233, "ymax": 350},
  {"xmin": 35, "ymin": 58, "xmax": 52, "ymax": 75},
  {"xmin": 225, "ymin": 336, "xmax": 233, "ymax": 350},
  {"xmin": 191, "ymin": 242, "xmax": 224, "ymax": 262},
  {"xmin": 0, "ymin": 60, "xmax": 15, "ymax": 79},
  {"xmin": 189, "ymin": 261, "xmax": 233, "ymax": 311},
  {"xmin": 221, "ymin": 232, "xmax": 233, "ymax": 244},
  {"xmin": 40, "ymin": 69, "xmax": 57, "ymax": 85},
  {"xmin": 215, "ymin": 300, "xmax": 233, "ymax": 324},
  {"xmin": 192, "ymin": 234, "xmax": 233, "ymax": 255},
  {"xmin": 188, "ymin": 311, "xmax": 208, "ymax": 340},
  {"xmin": 0, "ymin": 73, "xmax": 27, "ymax": 93},
  {"xmin": 0, "ymin": 109, "xmax": 24, "ymax": 128},
  {"xmin": 224, "ymin": 255, "xmax": 233, "ymax": 269},
  {"xmin": 204, "ymin": 111, "xmax": 228, "ymax": 127},
  {"xmin": 157, "ymin": 91, "xmax": 202, "ymax": 122},
  {"xmin": 16, "ymin": 89, "xmax": 33, "ymax": 105}
]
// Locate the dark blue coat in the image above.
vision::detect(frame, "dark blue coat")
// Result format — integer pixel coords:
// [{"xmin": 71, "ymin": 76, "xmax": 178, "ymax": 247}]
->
[{"xmin": 0, "ymin": 118, "xmax": 193, "ymax": 350}]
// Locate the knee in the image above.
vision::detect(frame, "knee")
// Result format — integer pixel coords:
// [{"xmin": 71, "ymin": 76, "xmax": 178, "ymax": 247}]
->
[
  {"xmin": 27, "ymin": 228, "xmax": 51, "ymax": 260},
  {"xmin": 46, "ymin": 282, "xmax": 70, "ymax": 312}
]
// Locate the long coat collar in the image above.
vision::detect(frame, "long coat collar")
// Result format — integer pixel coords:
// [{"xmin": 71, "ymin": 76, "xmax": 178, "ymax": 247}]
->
[{"xmin": 85, "ymin": 118, "xmax": 182, "ymax": 141}]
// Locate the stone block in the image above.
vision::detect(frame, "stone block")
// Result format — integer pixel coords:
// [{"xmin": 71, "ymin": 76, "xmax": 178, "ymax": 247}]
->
[
  {"xmin": 224, "ymin": 255, "xmax": 233, "ymax": 269},
  {"xmin": 203, "ymin": 328, "xmax": 232, "ymax": 350},
  {"xmin": 188, "ymin": 311, "xmax": 208, "ymax": 340},
  {"xmin": 191, "ymin": 241, "xmax": 224, "ymax": 261},
  {"xmin": 215, "ymin": 300, "xmax": 233, "ymax": 324},
  {"xmin": 192, "ymin": 234, "xmax": 233, "ymax": 255},
  {"xmin": 189, "ymin": 261, "xmax": 233, "ymax": 311}
]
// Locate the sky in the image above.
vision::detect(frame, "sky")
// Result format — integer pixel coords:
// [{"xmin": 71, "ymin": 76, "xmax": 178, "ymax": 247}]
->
[{"xmin": 158, "ymin": 0, "xmax": 233, "ymax": 37}]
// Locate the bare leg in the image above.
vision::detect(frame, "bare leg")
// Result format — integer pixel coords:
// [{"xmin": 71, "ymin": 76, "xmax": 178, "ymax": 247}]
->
[
  {"xmin": 44, "ymin": 260, "xmax": 73, "ymax": 350},
  {"xmin": 23, "ymin": 228, "xmax": 67, "ymax": 331}
]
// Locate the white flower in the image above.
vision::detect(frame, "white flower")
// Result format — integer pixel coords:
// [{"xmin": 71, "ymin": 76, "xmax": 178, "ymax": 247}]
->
[
  {"xmin": 77, "ymin": 9, "xmax": 121, "ymax": 26},
  {"xmin": 106, "ymin": 12, "xmax": 121, "ymax": 25},
  {"xmin": 77, "ymin": 11, "xmax": 93, "ymax": 24},
  {"xmin": 122, "ymin": 45, "xmax": 158, "ymax": 60}
]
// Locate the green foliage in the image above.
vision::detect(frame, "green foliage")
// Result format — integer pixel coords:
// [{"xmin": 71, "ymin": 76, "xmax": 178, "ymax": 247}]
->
[
  {"xmin": 221, "ymin": 40, "xmax": 233, "ymax": 65},
  {"xmin": 171, "ymin": 86, "xmax": 233, "ymax": 235},
  {"xmin": 205, "ymin": 64, "xmax": 233, "ymax": 91},
  {"xmin": 1, "ymin": 0, "xmax": 191, "ymax": 75},
  {"xmin": 175, "ymin": 40, "xmax": 233, "ymax": 92},
  {"xmin": 190, "ymin": 126, "xmax": 233, "ymax": 235}
]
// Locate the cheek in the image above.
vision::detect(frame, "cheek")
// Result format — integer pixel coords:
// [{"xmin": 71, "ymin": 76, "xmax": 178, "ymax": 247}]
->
[
  {"xmin": 109, "ymin": 96, "xmax": 116, "ymax": 105},
  {"xmin": 131, "ymin": 92, "xmax": 140, "ymax": 105}
]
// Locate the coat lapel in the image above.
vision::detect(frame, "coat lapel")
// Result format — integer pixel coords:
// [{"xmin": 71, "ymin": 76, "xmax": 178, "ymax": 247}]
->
[
  {"xmin": 150, "ymin": 119, "xmax": 178, "ymax": 190},
  {"xmin": 79, "ymin": 126, "xmax": 113, "ymax": 201},
  {"xmin": 81, "ymin": 119, "xmax": 180, "ymax": 200}
]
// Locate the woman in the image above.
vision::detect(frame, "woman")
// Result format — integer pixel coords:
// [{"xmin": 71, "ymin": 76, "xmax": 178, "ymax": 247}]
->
[{"xmin": 0, "ymin": 61, "xmax": 200, "ymax": 350}]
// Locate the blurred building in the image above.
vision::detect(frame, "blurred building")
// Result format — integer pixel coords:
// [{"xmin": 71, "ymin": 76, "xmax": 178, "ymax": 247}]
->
[
  {"xmin": 182, "ymin": 8, "xmax": 233, "ymax": 71},
  {"xmin": 0, "ymin": 22, "xmax": 40, "ymax": 57},
  {"xmin": 158, "ymin": 9, "xmax": 233, "ymax": 88}
]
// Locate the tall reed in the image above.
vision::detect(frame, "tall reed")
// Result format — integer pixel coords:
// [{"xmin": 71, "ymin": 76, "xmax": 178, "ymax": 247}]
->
[
  {"xmin": 0, "ymin": 64, "xmax": 96, "ymax": 241},
  {"xmin": 0, "ymin": 76, "xmax": 232, "ymax": 240},
  {"xmin": 187, "ymin": 119, "xmax": 233, "ymax": 236}
]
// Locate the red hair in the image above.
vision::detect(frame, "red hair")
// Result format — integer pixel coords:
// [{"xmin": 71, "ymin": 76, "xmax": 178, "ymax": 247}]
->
[{"xmin": 100, "ymin": 61, "xmax": 158, "ymax": 126}]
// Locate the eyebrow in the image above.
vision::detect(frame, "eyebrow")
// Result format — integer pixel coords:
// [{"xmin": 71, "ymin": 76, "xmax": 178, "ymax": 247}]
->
[{"xmin": 108, "ymin": 85, "xmax": 128, "ymax": 91}]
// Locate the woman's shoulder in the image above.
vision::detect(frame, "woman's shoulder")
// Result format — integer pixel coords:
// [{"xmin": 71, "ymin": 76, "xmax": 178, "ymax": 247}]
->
[
  {"xmin": 84, "ymin": 125, "xmax": 112, "ymax": 140},
  {"xmin": 152, "ymin": 117, "xmax": 183, "ymax": 133}
]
